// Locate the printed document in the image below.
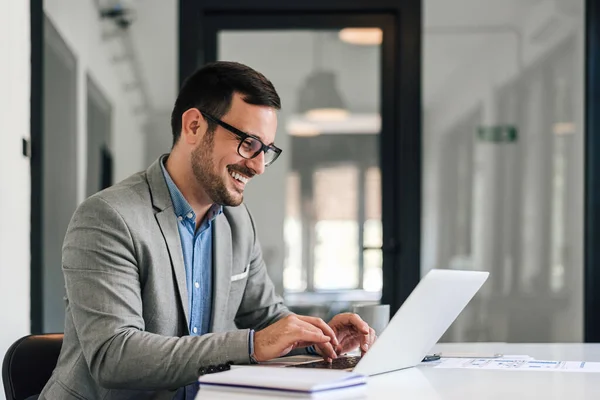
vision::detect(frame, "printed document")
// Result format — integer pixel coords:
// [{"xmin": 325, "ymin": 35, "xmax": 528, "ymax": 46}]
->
[{"xmin": 433, "ymin": 358, "xmax": 600, "ymax": 372}]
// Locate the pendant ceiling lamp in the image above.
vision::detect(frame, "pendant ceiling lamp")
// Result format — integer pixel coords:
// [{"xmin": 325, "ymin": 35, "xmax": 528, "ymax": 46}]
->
[{"xmin": 298, "ymin": 32, "xmax": 348, "ymax": 122}]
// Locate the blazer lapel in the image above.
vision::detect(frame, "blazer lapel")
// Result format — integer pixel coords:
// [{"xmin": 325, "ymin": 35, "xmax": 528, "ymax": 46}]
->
[
  {"xmin": 211, "ymin": 213, "xmax": 232, "ymax": 331},
  {"xmin": 146, "ymin": 156, "xmax": 190, "ymax": 329},
  {"xmin": 156, "ymin": 210, "xmax": 189, "ymax": 327}
]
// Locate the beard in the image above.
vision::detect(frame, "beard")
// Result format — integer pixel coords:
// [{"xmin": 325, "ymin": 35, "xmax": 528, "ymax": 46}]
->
[{"xmin": 191, "ymin": 132, "xmax": 245, "ymax": 207}]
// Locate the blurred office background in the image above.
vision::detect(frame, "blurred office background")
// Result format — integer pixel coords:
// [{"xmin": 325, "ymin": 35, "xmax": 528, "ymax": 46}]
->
[
  {"xmin": 422, "ymin": 0, "xmax": 584, "ymax": 343},
  {"xmin": 0, "ymin": 0, "xmax": 593, "ymax": 395}
]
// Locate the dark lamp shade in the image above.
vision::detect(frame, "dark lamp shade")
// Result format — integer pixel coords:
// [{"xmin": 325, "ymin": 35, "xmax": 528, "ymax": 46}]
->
[{"xmin": 298, "ymin": 70, "xmax": 348, "ymax": 120}]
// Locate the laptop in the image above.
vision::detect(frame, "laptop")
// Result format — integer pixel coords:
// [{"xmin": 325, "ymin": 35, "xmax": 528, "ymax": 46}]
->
[{"xmin": 288, "ymin": 269, "xmax": 489, "ymax": 376}]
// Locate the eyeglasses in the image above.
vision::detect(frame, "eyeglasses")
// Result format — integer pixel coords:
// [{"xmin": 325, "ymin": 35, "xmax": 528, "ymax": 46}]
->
[{"xmin": 201, "ymin": 112, "xmax": 282, "ymax": 167}]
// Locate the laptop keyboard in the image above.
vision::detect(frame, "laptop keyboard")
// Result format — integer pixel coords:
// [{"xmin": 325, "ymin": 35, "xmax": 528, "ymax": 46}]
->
[{"xmin": 288, "ymin": 356, "xmax": 362, "ymax": 370}]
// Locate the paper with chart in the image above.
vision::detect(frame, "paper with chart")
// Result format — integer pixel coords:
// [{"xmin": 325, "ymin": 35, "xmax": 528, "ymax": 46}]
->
[{"xmin": 433, "ymin": 358, "xmax": 600, "ymax": 372}]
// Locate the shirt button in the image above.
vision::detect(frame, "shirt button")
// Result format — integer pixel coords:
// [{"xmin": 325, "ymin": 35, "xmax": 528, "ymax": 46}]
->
[
  {"xmin": 177, "ymin": 216, "xmax": 183, "ymax": 221},
  {"xmin": 195, "ymin": 282, "xmax": 200, "ymax": 289},
  {"xmin": 193, "ymin": 327, "xmax": 198, "ymax": 334},
  {"xmin": 187, "ymin": 212, "xmax": 193, "ymax": 219}
]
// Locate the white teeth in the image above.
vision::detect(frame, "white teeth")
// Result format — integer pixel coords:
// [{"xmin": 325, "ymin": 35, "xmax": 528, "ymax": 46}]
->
[{"xmin": 230, "ymin": 171, "xmax": 248, "ymax": 184}]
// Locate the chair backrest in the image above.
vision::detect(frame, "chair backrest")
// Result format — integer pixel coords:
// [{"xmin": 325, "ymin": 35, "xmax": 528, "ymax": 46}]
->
[{"xmin": 2, "ymin": 334, "xmax": 63, "ymax": 400}]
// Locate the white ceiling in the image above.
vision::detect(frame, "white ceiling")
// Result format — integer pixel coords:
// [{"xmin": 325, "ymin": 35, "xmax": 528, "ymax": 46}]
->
[{"xmin": 117, "ymin": 0, "xmax": 580, "ymax": 113}]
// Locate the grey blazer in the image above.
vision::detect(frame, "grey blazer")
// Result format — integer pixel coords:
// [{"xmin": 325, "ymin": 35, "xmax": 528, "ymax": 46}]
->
[{"xmin": 39, "ymin": 158, "xmax": 292, "ymax": 400}]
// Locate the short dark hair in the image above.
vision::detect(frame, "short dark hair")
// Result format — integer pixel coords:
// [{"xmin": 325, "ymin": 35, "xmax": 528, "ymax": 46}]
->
[{"xmin": 170, "ymin": 61, "xmax": 281, "ymax": 146}]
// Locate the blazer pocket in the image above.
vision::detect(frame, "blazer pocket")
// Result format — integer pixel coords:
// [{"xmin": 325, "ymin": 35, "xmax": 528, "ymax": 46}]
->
[{"xmin": 231, "ymin": 263, "xmax": 250, "ymax": 282}]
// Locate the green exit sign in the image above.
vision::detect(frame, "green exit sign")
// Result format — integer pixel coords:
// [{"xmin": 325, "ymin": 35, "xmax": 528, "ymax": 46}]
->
[{"xmin": 477, "ymin": 125, "xmax": 518, "ymax": 143}]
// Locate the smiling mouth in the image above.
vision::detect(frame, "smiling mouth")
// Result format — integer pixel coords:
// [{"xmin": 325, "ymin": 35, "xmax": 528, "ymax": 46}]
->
[{"xmin": 229, "ymin": 169, "xmax": 249, "ymax": 184}]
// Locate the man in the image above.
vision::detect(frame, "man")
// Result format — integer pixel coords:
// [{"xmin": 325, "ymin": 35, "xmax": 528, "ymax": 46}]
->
[{"xmin": 39, "ymin": 61, "xmax": 376, "ymax": 400}]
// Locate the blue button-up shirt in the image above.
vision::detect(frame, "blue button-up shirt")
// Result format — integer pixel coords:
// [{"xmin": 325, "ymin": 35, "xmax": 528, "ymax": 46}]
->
[{"xmin": 161, "ymin": 159, "xmax": 222, "ymax": 399}]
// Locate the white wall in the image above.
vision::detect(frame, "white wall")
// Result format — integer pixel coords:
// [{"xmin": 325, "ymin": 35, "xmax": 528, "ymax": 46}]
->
[
  {"xmin": 145, "ymin": 110, "xmax": 172, "ymax": 166},
  {"xmin": 129, "ymin": 0, "xmax": 178, "ymax": 111},
  {"xmin": 0, "ymin": 1, "xmax": 31, "ymax": 397},
  {"xmin": 44, "ymin": 0, "xmax": 146, "ymax": 195}
]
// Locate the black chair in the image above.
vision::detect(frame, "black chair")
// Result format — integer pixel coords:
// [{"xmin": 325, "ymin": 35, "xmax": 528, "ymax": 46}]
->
[{"xmin": 2, "ymin": 334, "xmax": 63, "ymax": 400}]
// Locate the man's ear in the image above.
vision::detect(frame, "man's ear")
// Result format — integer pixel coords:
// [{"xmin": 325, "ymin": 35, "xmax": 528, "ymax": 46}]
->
[
  {"xmin": 190, "ymin": 119, "xmax": 199, "ymax": 134},
  {"xmin": 181, "ymin": 108, "xmax": 203, "ymax": 145}
]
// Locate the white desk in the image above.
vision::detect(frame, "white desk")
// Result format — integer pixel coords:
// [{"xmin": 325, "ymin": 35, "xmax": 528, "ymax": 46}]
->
[{"xmin": 196, "ymin": 343, "xmax": 600, "ymax": 399}]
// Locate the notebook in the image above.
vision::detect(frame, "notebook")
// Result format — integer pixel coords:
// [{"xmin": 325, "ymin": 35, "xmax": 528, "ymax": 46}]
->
[{"xmin": 197, "ymin": 366, "xmax": 366, "ymax": 398}]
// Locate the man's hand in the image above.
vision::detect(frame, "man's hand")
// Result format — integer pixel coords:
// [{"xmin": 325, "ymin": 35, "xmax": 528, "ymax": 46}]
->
[
  {"xmin": 253, "ymin": 315, "xmax": 340, "ymax": 362},
  {"xmin": 314, "ymin": 313, "xmax": 377, "ymax": 359}
]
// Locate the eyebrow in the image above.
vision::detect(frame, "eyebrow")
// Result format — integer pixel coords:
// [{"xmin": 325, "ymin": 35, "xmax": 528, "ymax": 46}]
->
[
  {"xmin": 203, "ymin": 112, "xmax": 276, "ymax": 147},
  {"xmin": 248, "ymin": 131, "xmax": 275, "ymax": 147},
  {"xmin": 228, "ymin": 121, "xmax": 275, "ymax": 147}
]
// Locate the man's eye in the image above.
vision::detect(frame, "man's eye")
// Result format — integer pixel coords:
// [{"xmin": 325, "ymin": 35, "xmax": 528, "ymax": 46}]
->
[{"xmin": 242, "ymin": 139, "xmax": 254, "ymax": 150}]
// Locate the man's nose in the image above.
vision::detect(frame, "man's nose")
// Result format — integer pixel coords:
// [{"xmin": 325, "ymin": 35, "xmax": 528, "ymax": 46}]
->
[{"xmin": 246, "ymin": 151, "xmax": 266, "ymax": 176}]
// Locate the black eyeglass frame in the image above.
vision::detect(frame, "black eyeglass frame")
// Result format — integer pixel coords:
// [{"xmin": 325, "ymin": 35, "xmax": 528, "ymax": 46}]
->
[{"xmin": 200, "ymin": 111, "xmax": 282, "ymax": 167}]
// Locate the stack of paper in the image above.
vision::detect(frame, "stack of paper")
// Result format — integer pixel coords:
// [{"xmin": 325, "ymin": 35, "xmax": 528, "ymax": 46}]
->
[
  {"xmin": 197, "ymin": 366, "xmax": 367, "ymax": 398},
  {"xmin": 433, "ymin": 357, "xmax": 600, "ymax": 372}
]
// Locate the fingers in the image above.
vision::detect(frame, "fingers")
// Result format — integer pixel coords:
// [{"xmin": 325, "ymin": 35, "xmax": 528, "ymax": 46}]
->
[
  {"xmin": 296, "ymin": 327, "xmax": 331, "ymax": 344},
  {"xmin": 360, "ymin": 333, "xmax": 368, "ymax": 356},
  {"xmin": 346, "ymin": 314, "xmax": 370, "ymax": 335},
  {"xmin": 299, "ymin": 342, "xmax": 337, "ymax": 362},
  {"xmin": 254, "ymin": 315, "xmax": 334, "ymax": 362},
  {"xmin": 361, "ymin": 327, "xmax": 377, "ymax": 356},
  {"xmin": 317, "ymin": 342, "xmax": 338, "ymax": 361},
  {"xmin": 297, "ymin": 316, "xmax": 339, "ymax": 347},
  {"xmin": 292, "ymin": 316, "xmax": 342, "ymax": 361},
  {"xmin": 329, "ymin": 313, "xmax": 370, "ymax": 354},
  {"xmin": 275, "ymin": 314, "xmax": 376, "ymax": 359},
  {"xmin": 291, "ymin": 318, "xmax": 332, "ymax": 344},
  {"xmin": 331, "ymin": 313, "xmax": 370, "ymax": 335},
  {"xmin": 369, "ymin": 327, "xmax": 377, "ymax": 346},
  {"xmin": 355, "ymin": 315, "xmax": 370, "ymax": 355}
]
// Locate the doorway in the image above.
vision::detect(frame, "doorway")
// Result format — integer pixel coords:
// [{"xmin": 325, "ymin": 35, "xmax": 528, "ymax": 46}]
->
[{"xmin": 180, "ymin": 2, "xmax": 422, "ymax": 314}]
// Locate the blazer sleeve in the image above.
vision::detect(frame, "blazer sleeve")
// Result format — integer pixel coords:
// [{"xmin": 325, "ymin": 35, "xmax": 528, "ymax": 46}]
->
[
  {"xmin": 62, "ymin": 196, "xmax": 252, "ymax": 390},
  {"xmin": 233, "ymin": 206, "xmax": 292, "ymax": 330}
]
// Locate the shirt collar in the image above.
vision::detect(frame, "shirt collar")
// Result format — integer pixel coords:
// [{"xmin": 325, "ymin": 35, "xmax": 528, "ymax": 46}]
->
[{"xmin": 160, "ymin": 155, "xmax": 223, "ymax": 222}]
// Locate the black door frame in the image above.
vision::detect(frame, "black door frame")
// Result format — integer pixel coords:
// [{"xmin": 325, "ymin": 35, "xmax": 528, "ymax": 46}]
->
[
  {"xmin": 585, "ymin": 0, "xmax": 600, "ymax": 342},
  {"xmin": 180, "ymin": 0, "xmax": 423, "ymax": 314},
  {"xmin": 30, "ymin": 0, "xmax": 44, "ymax": 334},
  {"xmin": 203, "ymin": 13, "xmax": 400, "ymax": 301}
]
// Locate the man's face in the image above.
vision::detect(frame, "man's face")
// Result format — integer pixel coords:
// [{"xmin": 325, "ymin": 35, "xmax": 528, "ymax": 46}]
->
[{"xmin": 191, "ymin": 93, "xmax": 278, "ymax": 206}]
